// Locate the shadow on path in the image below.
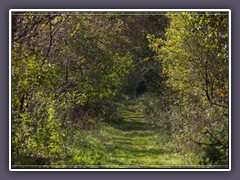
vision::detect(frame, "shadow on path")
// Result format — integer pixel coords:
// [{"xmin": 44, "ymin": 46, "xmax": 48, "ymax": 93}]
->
[
  {"xmin": 109, "ymin": 118, "xmax": 151, "ymax": 132},
  {"xmin": 101, "ymin": 101, "xmax": 172, "ymax": 168}
]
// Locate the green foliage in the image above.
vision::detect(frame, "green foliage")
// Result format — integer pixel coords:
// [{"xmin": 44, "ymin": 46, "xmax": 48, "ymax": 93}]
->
[
  {"xmin": 11, "ymin": 12, "xmax": 229, "ymax": 168},
  {"xmin": 146, "ymin": 12, "xmax": 229, "ymax": 166},
  {"xmin": 12, "ymin": 101, "xmax": 65, "ymax": 166}
]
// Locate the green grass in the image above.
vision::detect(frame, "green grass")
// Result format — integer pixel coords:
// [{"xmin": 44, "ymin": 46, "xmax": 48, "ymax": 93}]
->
[{"xmin": 64, "ymin": 100, "xmax": 201, "ymax": 168}]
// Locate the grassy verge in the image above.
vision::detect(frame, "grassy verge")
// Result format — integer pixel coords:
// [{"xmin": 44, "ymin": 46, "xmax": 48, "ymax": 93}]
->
[{"xmin": 60, "ymin": 100, "xmax": 201, "ymax": 168}]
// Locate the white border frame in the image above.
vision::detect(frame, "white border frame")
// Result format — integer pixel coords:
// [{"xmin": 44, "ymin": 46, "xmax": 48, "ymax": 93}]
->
[{"xmin": 9, "ymin": 9, "xmax": 231, "ymax": 171}]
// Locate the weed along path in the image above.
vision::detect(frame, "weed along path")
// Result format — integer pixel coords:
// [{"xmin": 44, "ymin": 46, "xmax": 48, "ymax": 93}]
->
[{"xmin": 98, "ymin": 100, "xmax": 199, "ymax": 168}]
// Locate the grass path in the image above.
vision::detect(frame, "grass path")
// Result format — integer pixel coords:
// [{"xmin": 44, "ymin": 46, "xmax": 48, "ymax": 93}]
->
[{"xmin": 98, "ymin": 100, "xmax": 199, "ymax": 168}]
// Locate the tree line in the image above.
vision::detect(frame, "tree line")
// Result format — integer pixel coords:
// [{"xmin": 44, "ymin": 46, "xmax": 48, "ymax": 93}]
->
[{"xmin": 11, "ymin": 11, "xmax": 229, "ymax": 167}]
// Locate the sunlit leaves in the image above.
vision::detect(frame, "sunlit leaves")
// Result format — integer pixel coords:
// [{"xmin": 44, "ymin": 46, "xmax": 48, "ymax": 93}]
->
[{"xmin": 145, "ymin": 12, "xmax": 229, "ymax": 165}]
